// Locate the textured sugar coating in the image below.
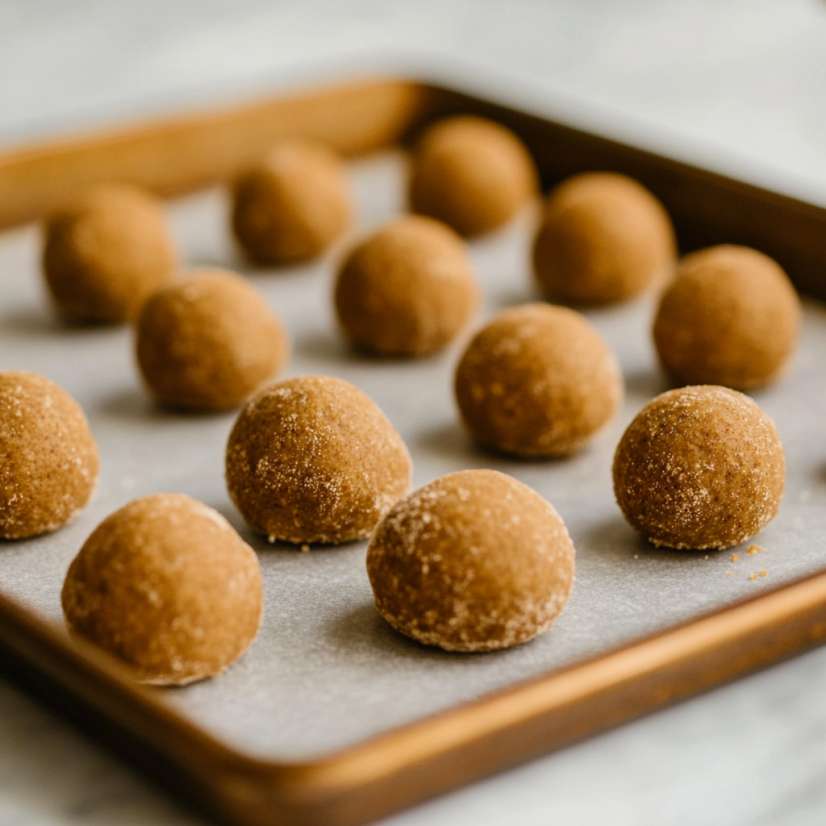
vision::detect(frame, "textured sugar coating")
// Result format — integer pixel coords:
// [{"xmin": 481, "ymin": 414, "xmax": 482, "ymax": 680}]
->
[
  {"xmin": 613, "ymin": 386, "xmax": 785, "ymax": 550},
  {"xmin": 225, "ymin": 376, "xmax": 412, "ymax": 545},
  {"xmin": 653, "ymin": 245, "xmax": 800, "ymax": 390},
  {"xmin": 0, "ymin": 372, "xmax": 99, "ymax": 539},
  {"xmin": 231, "ymin": 140, "xmax": 351, "ymax": 265},
  {"xmin": 136, "ymin": 269, "xmax": 289, "ymax": 411},
  {"xmin": 367, "ymin": 469, "xmax": 575, "ymax": 652},
  {"xmin": 42, "ymin": 183, "xmax": 177, "ymax": 323},
  {"xmin": 408, "ymin": 116, "xmax": 538, "ymax": 237},
  {"xmin": 533, "ymin": 172, "xmax": 675, "ymax": 305},
  {"xmin": 334, "ymin": 215, "xmax": 479, "ymax": 357},
  {"xmin": 454, "ymin": 303, "xmax": 622, "ymax": 457},
  {"xmin": 61, "ymin": 493, "xmax": 262, "ymax": 686}
]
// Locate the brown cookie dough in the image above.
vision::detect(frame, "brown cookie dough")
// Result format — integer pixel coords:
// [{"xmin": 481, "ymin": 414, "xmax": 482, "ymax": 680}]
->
[
  {"xmin": 653, "ymin": 245, "xmax": 800, "ymax": 390},
  {"xmin": 454, "ymin": 303, "xmax": 622, "ymax": 457},
  {"xmin": 613, "ymin": 386, "xmax": 785, "ymax": 550},
  {"xmin": 367, "ymin": 469, "xmax": 575, "ymax": 652},
  {"xmin": 226, "ymin": 376, "xmax": 412, "ymax": 545},
  {"xmin": 0, "ymin": 372, "xmax": 99, "ymax": 539},
  {"xmin": 62, "ymin": 493, "xmax": 262, "ymax": 686}
]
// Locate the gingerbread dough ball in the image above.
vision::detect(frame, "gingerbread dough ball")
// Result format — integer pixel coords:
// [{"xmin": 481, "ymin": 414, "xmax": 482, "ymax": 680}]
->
[
  {"xmin": 367, "ymin": 469, "xmax": 575, "ymax": 652},
  {"xmin": 409, "ymin": 116, "xmax": 538, "ymax": 236},
  {"xmin": 226, "ymin": 376, "xmax": 411, "ymax": 544},
  {"xmin": 533, "ymin": 172, "xmax": 675, "ymax": 305},
  {"xmin": 334, "ymin": 216, "xmax": 478, "ymax": 357},
  {"xmin": 613, "ymin": 386, "xmax": 784, "ymax": 550},
  {"xmin": 653, "ymin": 245, "xmax": 800, "ymax": 390},
  {"xmin": 136, "ymin": 269, "xmax": 288, "ymax": 411},
  {"xmin": 455, "ymin": 304, "xmax": 622, "ymax": 457},
  {"xmin": 62, "ymin": 493, "xmax": 262, "ymax": 685},
  {"xmin": 42, "ymin": 184, "xmax": 177, "ymax": 323},
  {"xmin": 0, "ymin": 372, "xmax": 99, "ymax": 539},
  {"xmin": 231, "ymin": 141, "xmax": 351, "ymax": 264}
]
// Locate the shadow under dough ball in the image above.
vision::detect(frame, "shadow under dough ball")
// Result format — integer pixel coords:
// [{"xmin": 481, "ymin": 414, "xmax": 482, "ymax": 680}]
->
[
  {"xmin": 613, "ymin": 386, "xmax": 784, "ymax": 550},
  {"xmin": 231, "ymin": 140, "xmax": 352, "ymax": 265},
  {"xmin": 653, "ymin": 245, "xmax": 800, "ymax": 390},
  {"xmin": 0, "ymin": 372, "xmax": 99, "ymax": 539},
  {"xmin": 334, "ymin": 215, "xmax": 479, "ymax": 357},
  {"xmin": 226, "ymin": 376, "xmax": 412, "ymax": 545},
  {"xmin": 62, "ymin": 493, "xmax": 262, "ymax": 686},
  {"xmin": 42, "ymin": 183, "xmax": 177, "ymax": 323},
  {"xmin": 367, "ymin": 469, "xmax": 575, "ymax": 652},
  {"xmin": 533, "ymin": 172, "xmax": 675, "ymax": 305},
  {"xmin": 454, "ymin": 303, "xmax": 622, "ymax": 457},
  {"xmin": 408, "ymin": 116, "xmax": 538, "ymax": 237},
  {"xmin": 136, "ymin": 269, "xmax": 288, "ymax": 411}
]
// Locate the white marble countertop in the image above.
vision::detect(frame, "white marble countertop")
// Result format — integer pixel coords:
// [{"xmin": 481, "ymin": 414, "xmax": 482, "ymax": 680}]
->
[{"xmin": 1, "ymin": 1, "xmax": 826, "ymax": 824}]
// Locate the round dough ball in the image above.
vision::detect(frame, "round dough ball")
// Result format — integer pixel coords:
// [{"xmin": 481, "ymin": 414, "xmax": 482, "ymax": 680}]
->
[
  {"xmin": 62, "ymin": 493, "xmax": 262, "ymax": 685},
  {"xmin": 136, "ymin": 269, "xmax": 288, "ymax": 411},
  {"xmin": 42, "ymin": 183, "xmax": 177, "ymax": 323},
  {"xmin": 226, "ymin": 376, "xmax": 412, "ymax": 544},
  {"xmin": 367, "ymin": 469, "xmax": 575, "ymax": 652},
  {"xmin": 653, "ymin": 245, "xmax": 800, "ymax": 390},
  {"xmin": 334, "ymin": 216, "xmax": 479, "ymax": 357},
  {"xmin": 0, "ymin": 372, "xmax": 99, "ymax": 539},
  {"xmin": 613, "ymin": 386, "xmax": 784, "ymax": 550},
  {"xmin": 533, "ymin": 172, "xmax": 675, "ymax": 305},
  {"xmin": 408, "ymin": 116, "xmax": 538, "ymax": 237},
  {"xmin": 231, "ymin": 141, "xmax": 351, "ymax": 264},
  {"xmin": 454, "ymin": 304, "xmax": 622, "ymax": 457}
]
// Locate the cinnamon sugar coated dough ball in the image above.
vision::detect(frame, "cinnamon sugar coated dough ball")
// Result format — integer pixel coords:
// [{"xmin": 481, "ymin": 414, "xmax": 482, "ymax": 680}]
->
[
  {"xmin": 231, "ymin": 141, "xmax": 351, "ymax": 264},
  {"xmin": 653, "ymin": 245, "xmax": 800, "ymax": 390},
  {"xmin": 61, "ymin": 494, "xmax": 262, "ymax": 685},
  {"xmin": 136, "ymin": 269, "xmax": 288, "ymax": 411},
  {"xmin": 533, "ymin": 172, "xmax": 675, "ymax": 305},
  {"xmin": 0, "ymin": 372, "xmax": 99, "ymax": 539},
  {"xmin": 613, "ymin": 386, "xmax": 784, "ymax": 550},
  {"xmin": 42, "ymin": 184, "xmax": 177, "ymax": 323},
  {"xmin": 367, "ymin": 469, "xmax": 575, "ymax": 652},
  {"xmin": 334, "ymin": 216, "xmax": 478, "ymax": 356},
  {"xmin": 455, "ymin": 304, "xmax": 622, "ymax": 457},
  {"xmin": 409, "ymin": 116, "xmax": 538, "ymax": 236},
  {"xmin": 226, "ymin": 376, "xmax": 412, "ymax": 544}
]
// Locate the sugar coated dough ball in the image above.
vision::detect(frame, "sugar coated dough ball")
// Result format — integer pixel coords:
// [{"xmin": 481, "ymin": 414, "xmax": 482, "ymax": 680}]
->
[
  {"xmin": 0, "ymin": 372, "xmax": 99, "ymax": 539},
  {"xmin": 226, "ymin": 376, "xmax": 412, "ymax": 544},
  {"xmin": 613, "ymin": 386, "xmax": 784, "ymax": 550},
  {"xmin": 533, "ymin": 172, "xmax": 675, "ymax": 305},
  {"xmin": 455, "ymin": 303, "xmax": 622, "ymax": 457},
  {"xmin": 334, "ymin": 215, "xmax": 478, "ymax": 356},
  {"xmin": 653, "ymin": 245, "xmax": 800, "ymax": 390},
  {"xmin": 231, "ymin": 140, "xmax": 351, "ymax": 264},
  {"xmin": 136, "ymin": 269, "xmax": 288, "ymax": 411},
  {"xmin": 42, "ymin": 183, "xmax": 177, "ymax": 323},
  {"xmin": 367, "ymin": 469, "xmax": 575, "ymax": 652},
  {"xmin": 62, "ymin": 493, "xmax": 262, "ymax": 685},
  {"xmin": 409, "ymin": 116, "xmax": 538, "ymax": 236}
]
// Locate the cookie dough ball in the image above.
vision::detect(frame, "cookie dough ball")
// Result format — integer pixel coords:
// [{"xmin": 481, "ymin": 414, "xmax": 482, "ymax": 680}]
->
[
  {"xmin": 42, "ymin": 184, "xmax": 177, "ymax": 323},
  {"xmin": 613, "ymin": 386, "xmax": 784, "ymax": 550},
  {"xmin": 653, "ymin": 245, "xmax": 800, "ymax": 390},
  {"xmin": 455, "ymin": 304, "xmax": 622, "ymax": 457},
  {"xmin": 409, "ymin": 116, "xmax": 538, "ymax": 236},
  {"xmin": 367, "ymin": 469, "xmax": 575, "ymax": 652},
  {"xmin": 533, "ymin": 172, "xmax": 675, "ymax": 305},
  {"xmin": 62, "ymin": 494, "xmax": 262, "ymax": 685},
  {"xmin": 231, "ymin": 141, "xmax": 351, "ymax": 265},
  {"xmin": 136, "ymin": 269, "xmax": 288, "ymax": 411},
  {"xmin": 0, "ymin": 372, "xmax": 99, "ymax": 539},
  {"xmin": 334, "ymin": 216, "xmax": 478, "ymax": 357},
  {"xmin": 226, "ymin": 376, "xmax": 411, "ymax": 544}
]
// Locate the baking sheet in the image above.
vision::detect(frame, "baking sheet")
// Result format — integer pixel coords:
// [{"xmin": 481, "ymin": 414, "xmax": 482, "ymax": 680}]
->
[{"xmin": 1, "ymin": 151, "xmax": 825, "ymax": 762}]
